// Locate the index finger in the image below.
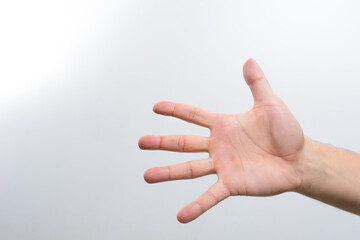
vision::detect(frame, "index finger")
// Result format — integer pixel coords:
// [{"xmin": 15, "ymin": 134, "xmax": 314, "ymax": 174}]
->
[{"xmin": 153, "ymin": 101, "xmax": 217, "ymax": 128}]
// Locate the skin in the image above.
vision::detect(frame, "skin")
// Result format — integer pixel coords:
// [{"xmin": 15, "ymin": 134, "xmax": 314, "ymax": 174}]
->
[{"xmin": 138, "ymin": 59, "xmax": 360, "ymax": 223}]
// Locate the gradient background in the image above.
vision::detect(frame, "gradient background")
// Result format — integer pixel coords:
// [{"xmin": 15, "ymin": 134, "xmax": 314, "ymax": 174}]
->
[{"xmin": 1, "ymin": 0, "xmax": 360, "ymax": 239}]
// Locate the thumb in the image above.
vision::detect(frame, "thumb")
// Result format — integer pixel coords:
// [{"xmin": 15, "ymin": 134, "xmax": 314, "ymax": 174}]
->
[{"xmin": 243, "ymin": 59, "xmax": 275, "ymax": 105}]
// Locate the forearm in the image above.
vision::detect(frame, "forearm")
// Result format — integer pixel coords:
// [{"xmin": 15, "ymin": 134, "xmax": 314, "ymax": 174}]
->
[{"xmin": 296, "ymin": 139, "xmax": 360, "ymax": 215}]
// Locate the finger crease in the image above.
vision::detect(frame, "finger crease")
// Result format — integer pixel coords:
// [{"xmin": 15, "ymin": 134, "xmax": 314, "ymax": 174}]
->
[
  {"xmin": 178, "ymin": 136, "xmax": 186, "ymax": 152},
  {"xmin": 195, "ymin": 201, "xmax": 205, "ymax": 214},
  {"xmin": 170, "ymin": 103, "xmax": 176, "ymax": 116},
  {"xmin": 208, "ymin": 158, "xmax": 215, "ymax": 173},
  {"xmin": 221, "ymin": 182, "xmax": 232, "ymax": 197},
  {"xmin": 167, "ymin": 166, "xmax": 172, "ymax": 180},
  {"xmin": 188, "ymin": 107, "xmax": 198, "ymax": 122},
  {"xmin": 206, "ymin": 190, "xmax": 217, "ymax": 204},
  {"xmin": 186, "ymin": 161, "xmax": 193, "ymax": 178},
  {"xmin": 158, "ymin": 136, "xmax": 163, "ymax": 149}
]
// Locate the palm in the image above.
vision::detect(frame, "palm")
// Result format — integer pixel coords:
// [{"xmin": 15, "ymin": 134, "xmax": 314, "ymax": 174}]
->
[
  {"xmin": 139, "ymin": 59, "xmax": 305, "ymax": 223},
  {"xmin": 210, "ymin": 102, "xmax": 303, "ymax": 197}
]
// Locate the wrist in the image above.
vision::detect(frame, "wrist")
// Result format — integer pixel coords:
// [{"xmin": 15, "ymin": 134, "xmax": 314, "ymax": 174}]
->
[
  {"xmin": 292, "ymin": 138, "xmax": 360, "ymax": 215},
  {"xmin": 293, "ymin": 138, "xmax": 348, "ymax": 196},
  {"xmin": 293, "ymin": 138, "xmax": 316, "ymax": 194}
]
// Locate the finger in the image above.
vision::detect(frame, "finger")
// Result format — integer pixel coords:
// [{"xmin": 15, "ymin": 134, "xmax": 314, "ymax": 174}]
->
[
  {"xmin": 243, "ymin": 58, "xmax": 275, "ymax": 106},
  {"xmin": 138, "ymin": 135, "xmax": 209, "ymax": 152},
  {"xmin": 177, "ymin": 182, "xmax": 230, "ymax": 223},
  {"xmin": 144, "ymin": 158, "xmax": 215, "ymax": 183},
  {"xmin": 153, "ymin": 101, "xmax": 216, "ymax": 128}
]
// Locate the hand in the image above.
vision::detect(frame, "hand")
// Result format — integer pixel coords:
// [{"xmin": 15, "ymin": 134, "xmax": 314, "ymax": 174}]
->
[{"xmin": 139, "ymin": 59, "xmax": 305, "ymax": 223}]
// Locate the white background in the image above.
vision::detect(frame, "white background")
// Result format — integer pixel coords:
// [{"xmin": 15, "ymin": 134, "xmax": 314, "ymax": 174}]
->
[{"xmin": 1, "ymin": 0, "xmax": 360, "ymax": 239}]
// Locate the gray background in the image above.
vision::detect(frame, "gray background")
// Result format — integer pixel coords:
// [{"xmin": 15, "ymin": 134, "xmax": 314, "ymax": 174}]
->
[{"xmin": 1, "ymin": 0, "xmax": 360, "ymax": 239}]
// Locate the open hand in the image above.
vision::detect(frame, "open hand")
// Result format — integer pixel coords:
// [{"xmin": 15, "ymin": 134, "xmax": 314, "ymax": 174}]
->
[{"xmin": 139, "ymin": 59, "xmax": 305, "ymax": 223}]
